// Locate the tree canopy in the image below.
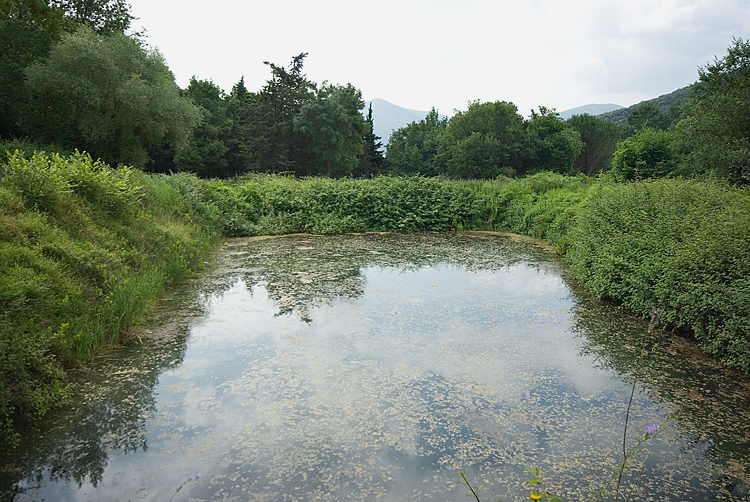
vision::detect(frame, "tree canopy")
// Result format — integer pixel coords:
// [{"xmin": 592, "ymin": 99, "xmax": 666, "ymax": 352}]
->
[
  {"xmin": 385, "ymin": 108, "xmax": 447, "ymax": 176},
  {"xmin": 567, "ymin": 114, "xmax": 621, "ymax": 176},
  {"xmin": 169, "ymin": 54, "xmax": 375, "ymax": 178},
  {"xmin": 294, "ymin": 83, "xmax": 366, "ymax": 177},
  {"xmin": 25, "ymin": 27, "xmax": 200, "ymax": 167},
  {"xmin": 385, "ymin": 102, "xmax": 584, "ymax": 179},
  {"xmin": 676, "ymin": 37, "xmax": 750, "ymax": 184},
  {"xmin": 1, "ymin": 5, "xmax": 748, "ymax": 186},
  {"xmin": 525, "ymin": 107, "xmax": 583, "ymax": 175}
]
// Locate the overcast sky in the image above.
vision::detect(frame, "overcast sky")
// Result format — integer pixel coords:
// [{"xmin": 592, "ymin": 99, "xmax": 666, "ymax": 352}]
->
[{"xmin": 126, "ymin": 0, "xmax": 750, "ymax": 117}]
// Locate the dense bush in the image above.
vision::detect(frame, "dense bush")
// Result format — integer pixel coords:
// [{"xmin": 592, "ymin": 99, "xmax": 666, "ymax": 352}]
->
[
  {"xmin": 568, "ymin": 179, "xmax": 750, "ymax": 370},
  {"xmin": 610, "ymin": 127, "xmax": 679, "ymax": 181},
  {"xmin": 0, "ymin": 151, "xmax": 217, "ymax": 444}
]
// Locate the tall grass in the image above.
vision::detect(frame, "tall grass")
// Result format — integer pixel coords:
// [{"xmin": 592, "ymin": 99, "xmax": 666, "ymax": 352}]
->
[{"xmin": 0, "ymin": 151, "xmax": 218, "ymax": 444}]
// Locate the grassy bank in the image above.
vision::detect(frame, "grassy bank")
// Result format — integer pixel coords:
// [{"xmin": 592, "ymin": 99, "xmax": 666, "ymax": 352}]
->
[
  {"xmin": 0, "ymin": 151, "xmax": 218, "ymax": 444},
  {"xmin": 2, "ymin": 152, "xmax": 749, "ymax": 444}
]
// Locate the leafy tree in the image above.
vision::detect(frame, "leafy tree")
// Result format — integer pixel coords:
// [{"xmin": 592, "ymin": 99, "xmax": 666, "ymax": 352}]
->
[
  {"xmin": 294, "ymin": 83, "xmax": 366, "ymax": 177},
  {"xmin": 676, "ymin": 38, "xmax": 750, "ymax": 184},
  {"xmin": 525, "ymin": 107, "xmax": 583, "ymax": 175},
  {"xmin": 49, "ymin": 0, "xmax": 133, "ymax": 34},
  {"xmin": 2, "ymin": 0, "xmax": 133, "ymax": 34},
  {"xmin": 174, "ymin": 78, "xmax": 236, "ymax": 178},
  {"xmin": 354, "ymin": 101, "xmax": 384, "ymax": 178},
  {"xmin": 239, "ymin": 53, "xmax": 316, "ymax": 174},
  {"xmin": 611, "ymin": 127, "xmax": 679, "ymax": 181},
  {"xmin": 625, "ymin": 102, "xmax": 671, "ymax": 133},
  {"xmin": 385, "ymin": 108, "xmax": 447, "ymax": 176},
  {"xmin": 25, "ymin": 27, "xmax": 201, "ymax": 167},
  {"xmin": 0, "ymin": 17, "xmax": 56, "ymax": 137},
  {"xmin": 442, "ymin": 131, "xmax": 512, "ymax": 179},
  {"xmin": 567, "ymin": 114, "xmax": 622, "ymax": 176},
  {"xmin": 437, "ymin": 100, "xmax": 527, "ymax": 178},
  {"xmin": 0, "ymin": 1, "xmax": 68, "ymax": 139},
  {"xmin": 1, "ymin": 0, "xmax": 68, "ymax": 33}
]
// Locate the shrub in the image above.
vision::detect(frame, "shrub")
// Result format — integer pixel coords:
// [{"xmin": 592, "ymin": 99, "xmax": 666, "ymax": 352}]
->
[
  {"xmin": 610, "ymin": 127, "xmax": 679, "ymax": 181},
  {"xmin": 0, "ymin": 151, "xmax": 217, "ymax": 444},
  {"xmin": 567, "ymin": 179, "xmax": 750, "ymax": 370}
]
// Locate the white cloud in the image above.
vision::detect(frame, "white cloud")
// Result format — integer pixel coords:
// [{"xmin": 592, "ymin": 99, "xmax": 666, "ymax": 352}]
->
[{"xmin": 128, "ymin": 0, "xmax": 750, "ymax": 115}]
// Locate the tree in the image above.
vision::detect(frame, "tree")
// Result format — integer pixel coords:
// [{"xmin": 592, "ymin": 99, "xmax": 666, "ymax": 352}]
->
[
  {"xmin": 625, "ymin": 102, "xmax": 671, "ymax": 134},
  {"xmin": 525, "ymin": 107, "xmax": 583, "ymax": 175},
  {"xmin": 676, "ymin": 38, "xmax": 750, "ymax": 184},
  {"xmin": 1, "ymin": 0, "xmax": 68, "ymax": 33},
  {"xmin": 611, "ymin": 127, "xmax": 679, "ymax": 181},
  {"xmin": 353, "ymin": 101, "xmax": 384, "ymax": 178},
  {"xmin": 25, "ymin": 27, "xmax": 201, "ymax": 167},
  {"xmin": 224, "ymin": 76, "xmax": 256, "ymax": 174},
  {"xmin": 2, "ymin": 0, "xmax": 133, "ymax": 34},
  {"xmin": 174, "ymin": 78, "xmax": 236, "ymax": 178},
  {"xmin": 49, "ymin": 0, "xmax": 133, "ymax": 34},
  {"xmin": 242, "ymin": 53, "xmax": 316, "ymax": 174},
  {"xmin": 384, "ymin": 108, "xmax": 447, "ymax": 176},
  {"xmin": 567, "ymin": 114, "xmax": 622, "ymax": 176},
  {"xmin": 0, "ymin": 17, "xmax": 56, "ymax": 137},
  {"xmin": 0, "ymin": 1, "xmax": 68, "ymax": 139},
  {"xmin": 442, "ymin": 131, "xmax": 511, "ymax": 179},
  {"xmin": 294, "ymin": 83, "xmax": 366, "ymax": 177},
  {"xmin": 437, "ymin": 100, "xmax": 527, "ymax": 178}
]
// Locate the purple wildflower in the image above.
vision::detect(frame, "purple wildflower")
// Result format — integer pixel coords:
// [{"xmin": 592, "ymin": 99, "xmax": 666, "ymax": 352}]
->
[{"xmin": 645, "ymin": 424, "xmax": 661, "ymax": 436}]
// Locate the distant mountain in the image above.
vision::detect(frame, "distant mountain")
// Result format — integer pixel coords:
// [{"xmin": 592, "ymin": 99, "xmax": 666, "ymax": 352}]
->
[
  {"xmin": 559, "ymin": 103, "xmax": 624, "ymax": 119},
  {"xmin": 365, "ymin": 99, "xmax": 443, "ymax": 146},
  {"xmin": 597, "ymin": 84, "xmax": 696, "ymax": 123}
]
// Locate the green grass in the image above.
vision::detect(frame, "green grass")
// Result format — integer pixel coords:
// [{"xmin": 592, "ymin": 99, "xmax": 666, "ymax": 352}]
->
[{"xmin": 0, "ymin": 151, "xmax": 218, "ymax": 444}]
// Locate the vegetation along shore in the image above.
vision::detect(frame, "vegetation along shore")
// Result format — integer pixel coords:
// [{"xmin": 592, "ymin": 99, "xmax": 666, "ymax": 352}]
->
[{"xmin": 1, "ymin": 0, "xmax": 749, "ymax": 445}]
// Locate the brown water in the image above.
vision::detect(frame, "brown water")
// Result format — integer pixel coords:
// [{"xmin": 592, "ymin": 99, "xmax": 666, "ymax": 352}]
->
[{"xmin": 2, "ymin": 233, "xmax": 749, "ymax": 501}]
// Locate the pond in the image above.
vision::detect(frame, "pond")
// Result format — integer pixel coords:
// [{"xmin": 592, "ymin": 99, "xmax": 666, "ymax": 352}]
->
[{"xmin": 2, "ymin": 233, "xmax": 750, "ymax": 501}]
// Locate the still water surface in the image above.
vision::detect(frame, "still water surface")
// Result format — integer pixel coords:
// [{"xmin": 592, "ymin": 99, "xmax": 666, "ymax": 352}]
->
[{"xmin": 3, "ymin": 233, "xmax": 750, "ymax": 501}]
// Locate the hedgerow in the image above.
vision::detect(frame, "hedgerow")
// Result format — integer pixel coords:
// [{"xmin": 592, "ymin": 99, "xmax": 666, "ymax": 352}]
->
[{"xmin": 567, "ymin": 178, "xmax": 750, "ymax": 370}]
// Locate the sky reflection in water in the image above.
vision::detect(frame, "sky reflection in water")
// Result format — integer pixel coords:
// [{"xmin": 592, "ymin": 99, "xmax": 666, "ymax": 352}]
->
[{"xmin": 7, "ymin": 233, "xmax": 750, "ymax": 502}]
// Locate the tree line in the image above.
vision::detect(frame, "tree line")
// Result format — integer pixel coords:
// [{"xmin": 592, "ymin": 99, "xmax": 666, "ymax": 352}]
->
[
  {"xmin": 0, "ymin": 1, "xmax": 384, "ymax": 178},
  {"xmin": 2, "ymin": 1, "xmax": 749, "ymax": 185},
  {"xmin": 385, "ymin": 38, "xmax": 750, "ymax": 185},
  {"xmin": 383, "ymin": 100, "xmax": 680, "ymax": 179}
]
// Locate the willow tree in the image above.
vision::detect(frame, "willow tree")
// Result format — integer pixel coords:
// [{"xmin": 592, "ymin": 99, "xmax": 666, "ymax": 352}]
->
[{"xmin": 25, "ymin": 27, "xmax": 200, "ymax": 167}]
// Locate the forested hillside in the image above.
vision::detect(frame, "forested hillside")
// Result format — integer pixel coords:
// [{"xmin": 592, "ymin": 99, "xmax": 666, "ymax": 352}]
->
[{"xmin": 598, "ymin": 85, "xmax": 694, "ymax": 124}]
